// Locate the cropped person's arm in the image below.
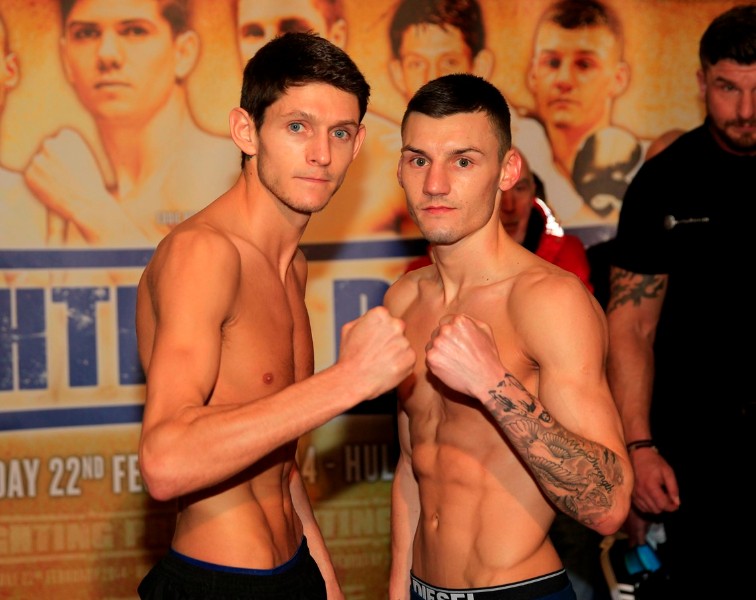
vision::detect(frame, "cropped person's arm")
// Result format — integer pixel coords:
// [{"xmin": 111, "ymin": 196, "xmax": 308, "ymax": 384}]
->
[
  {"xmin": 389, "ymin": 408, "xmax": 419, "ymax": 600},
  {"xmin": 425, "ymin": 275, "xmax": 632, "ymax": 535},
  {"xmin": 606, "ymin": 267, "xmax": 664, "ymax": 451},
  {"xmin": 288, "ymin": 463, "xmax": 344, "ymax": 600},
  {"xmin": 606, "ymin": 267, "xmax": 680, "ymax": 515}
]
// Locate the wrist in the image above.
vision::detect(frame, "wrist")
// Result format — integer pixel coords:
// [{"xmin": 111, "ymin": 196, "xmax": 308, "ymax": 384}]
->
[{"xmin": 626, "ymin": 439, "xmax": 658, "ymax": 453}]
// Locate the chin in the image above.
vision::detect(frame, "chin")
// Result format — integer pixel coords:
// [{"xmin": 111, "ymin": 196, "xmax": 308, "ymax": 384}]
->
[
  {"xmin": 728, "ymin": 134, "xmax": 755, "ymax": 152},
  {"xmin": 423, "ymin": 230, "xmax": 457, "ymax": 245}
]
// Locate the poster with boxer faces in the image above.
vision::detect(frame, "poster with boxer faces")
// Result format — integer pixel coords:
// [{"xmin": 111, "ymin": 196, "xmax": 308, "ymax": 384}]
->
[{"xmin": 0, "ymin": 0, "xmax": 741, "ymax": 597}]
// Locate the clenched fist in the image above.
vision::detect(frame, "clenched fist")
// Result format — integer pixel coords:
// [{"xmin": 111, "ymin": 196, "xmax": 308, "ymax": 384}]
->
[
  {"xmin": 24, "ymin": 128, "xmax": 150, "ymax": 245},
  {"xmin": 338, "ymin": 306, "xmax": 416, "ymax": 400},
  {"xmin": 425, "ymin": 313, "xmax": 503, "ymax": 399}
]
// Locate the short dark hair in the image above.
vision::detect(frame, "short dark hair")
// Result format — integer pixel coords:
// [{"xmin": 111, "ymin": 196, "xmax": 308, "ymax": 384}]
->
[
  {"xmin": 60, "ymin": 0, "xmax": 190, "ymax": 37},
  {"xmin": 699, "ymin": 4, "xmax": 756, "ymax": 70},
  {"xmin": 538, "ymin": 0, "xmax": 624, "ymax": 56},
  {"xmin": 389, "ymin": 0, "xmax": 485, "ymax": 60},
  {"xmin": 401, "ymin": 73, "xmax": 511, "ymax": 160},
  {"xmin": 239, "ymin": 32, "xmax": 370, "ymax": 166}
]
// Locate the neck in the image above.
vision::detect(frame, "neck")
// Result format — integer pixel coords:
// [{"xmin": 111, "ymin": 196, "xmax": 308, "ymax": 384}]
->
[
  {"xmin": 546, "ymin": 117, "xmax": 611, "ymax": 174},
  {"xmin": 96, "ymin": 89, "xmax": 191, "ymax": 195}
]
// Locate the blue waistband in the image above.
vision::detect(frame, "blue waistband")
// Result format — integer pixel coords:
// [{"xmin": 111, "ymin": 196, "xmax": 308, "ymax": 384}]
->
[{"xmin": 169, "ymin": 536, "xmax": 306, "ymax": 575}]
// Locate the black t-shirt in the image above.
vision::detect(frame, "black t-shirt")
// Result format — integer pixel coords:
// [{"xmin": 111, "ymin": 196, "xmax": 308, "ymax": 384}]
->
[{"xmin": 612, "ymin": 121, "xmax": 754, "ymax": 447}]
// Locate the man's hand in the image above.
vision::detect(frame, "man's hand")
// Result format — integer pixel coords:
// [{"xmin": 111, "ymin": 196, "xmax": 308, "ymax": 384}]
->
[
  {"xmin": 338, "ymin": 306, "xmax": 416, "ymax": 400},
  {"xmin": 24, "ymin": 128, "xmax": 148, "ymax": 245},
  {"xmin": 630, "ymin": 447, "xmax": 680, "ymax": 514},
  {"xmin": 425, "ymin": 313, "xmax": 503, "ymax": 398},
  {"xmin": 25, "ymin": 128, "xmax": 110, "ymax": 221}
]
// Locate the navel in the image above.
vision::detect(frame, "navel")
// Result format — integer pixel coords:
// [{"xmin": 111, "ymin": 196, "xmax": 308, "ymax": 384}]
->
[{"xmin": 262, "ymin": 372, "xmax": 274, "ymax": 384}]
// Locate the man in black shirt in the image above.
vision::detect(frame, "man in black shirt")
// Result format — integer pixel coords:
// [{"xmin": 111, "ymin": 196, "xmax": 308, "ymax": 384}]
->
[{"xmin": 606, "ymin": 5, "xmax": 755, "ymax": 596}]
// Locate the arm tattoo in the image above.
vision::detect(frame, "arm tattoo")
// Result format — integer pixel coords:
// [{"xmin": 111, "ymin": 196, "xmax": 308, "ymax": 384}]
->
[
  {"xmin": 606, "ymin": 269, "xmax": 665, "ymax": 313},
  {"xmin": 486, "ymin": 374, "xmax": 624, "ymax": 526}
]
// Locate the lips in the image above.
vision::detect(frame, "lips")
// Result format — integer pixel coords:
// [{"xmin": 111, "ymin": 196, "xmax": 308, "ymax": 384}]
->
[
  {"xmin": 729, "ymin": 120, "xmax": 756, "ymax": 132},
  {"xmin": 549, "ymin": 98, "xmax": 577, "ymax": 108},
  {"xmin": 94, "ymin": 81, "xmax": 130, "ymax": 89},
  {"xmin": 297, "ymin": 174, "xmax": 331, "ymax": 184},
  {"xmin": 422, "ymin": 205, "xmax": 455, "ymax": 215}
]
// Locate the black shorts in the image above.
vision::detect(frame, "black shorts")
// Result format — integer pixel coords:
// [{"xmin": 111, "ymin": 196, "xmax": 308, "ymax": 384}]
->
[
  {"xmin": 138, "ymin": 537, "xmax": 326, "ymax": 599},
  {"xmin": 410, "ymin": 569, "xmax": 576, "ymax": 600}
]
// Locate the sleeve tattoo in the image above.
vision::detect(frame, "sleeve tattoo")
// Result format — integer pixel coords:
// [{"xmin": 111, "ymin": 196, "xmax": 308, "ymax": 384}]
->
[{"xmin": 485, "ymin": 373, "xmax": 624, "ymax": 526}]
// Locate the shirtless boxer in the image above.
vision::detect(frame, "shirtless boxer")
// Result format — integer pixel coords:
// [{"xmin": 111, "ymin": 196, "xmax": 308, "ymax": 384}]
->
[
  {"xmin": 385, "ymin": 73, "xmax": 632, "ymax": 600},
  {"xmin": 136, "ymin": 32, "xmax": 415, "ymax": 599}
]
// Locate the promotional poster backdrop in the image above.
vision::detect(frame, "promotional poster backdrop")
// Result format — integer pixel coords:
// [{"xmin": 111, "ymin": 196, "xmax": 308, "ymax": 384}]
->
[{"xmin": 0, "ymin": 1, "xmax": 741, "ymax": 598}]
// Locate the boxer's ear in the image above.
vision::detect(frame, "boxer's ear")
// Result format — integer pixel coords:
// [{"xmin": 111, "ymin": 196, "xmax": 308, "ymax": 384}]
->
[
  {"xmin": 472, "ymin": 48, "xmax": 494, "ymax": 81},
  {"xmin": 499, "ymin": 149, "xmax": 522, "ymax": 192},
  {"xmin": 696, "ymin": 68, "xmax": 706, "ymax": 100},
  {"xmin": 611, "ymin": 61, "xmax": 630, "ymax": 98},
  {"xmin": 389, "ymin": 58, "xmax": 408, "ymax": 98},
  {"xmin": 1, "ymin": 51, "xmax": 19, "ymax": 88},
  {"xmin": 327, "ymin": 18, "xmax": 347, "ymax": 50},
  {"xmin": 173, "ymin": 30, "xmax": 199, "ymax": 81},
  {"xmin": 526, "ymin": 59, "xmax": 538, "ymax": 95},
  {"xmin": 229, "ymin": 107, "xmax": 257, "ymax": 157}
]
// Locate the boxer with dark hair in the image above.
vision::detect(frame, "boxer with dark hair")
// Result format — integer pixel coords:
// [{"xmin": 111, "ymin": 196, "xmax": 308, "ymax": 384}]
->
[
  {"xmin": 234, "ymin": 0, "xmax": 415, "ymax": 240},
  {"xmin": 387, "ymin": 73, "xmax": 631, "ymax": 600},
  {"xmin": 135, "ymin": 32, "xmax": 415, "ymax": 599}
]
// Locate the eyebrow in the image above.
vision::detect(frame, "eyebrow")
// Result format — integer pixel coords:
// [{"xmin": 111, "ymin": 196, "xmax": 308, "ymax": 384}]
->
[
  {"xmin": 282, "ymin": 110, "xmax": 360, "ymax": 129},
  {"xmin": 401, "ymin": 144, "xmax": 423, "ymax": 154},
  {"xmin": 712, "ymin": 74, "xmax": 741, "ymax": 88},
  {"xmin": 240, "ymin": 17, "xmax": 314, "ymax": 33},
  {"xmin": 401, "ymin": 144, "xmax": 483, "ymax": 156},
  {"xmin": 541, "ymin": 48, "xmax": 599, "ymax": 56},
  {"xmin": 67, "ymin": 18, "xmax": 156, "ymax": 29},
  {"xmin": 277, "ymin": 17, "xmax": 314, "ymax": 31}
]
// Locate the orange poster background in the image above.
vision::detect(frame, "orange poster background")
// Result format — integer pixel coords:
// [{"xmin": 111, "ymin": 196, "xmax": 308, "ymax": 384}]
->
[
  {"xmin": 1, "ymin": 0, "xmax": 734, "ymax": 168},
  {"xmin": 0, "ymin": 1, "xmax": 743, "ymax": 599}
]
